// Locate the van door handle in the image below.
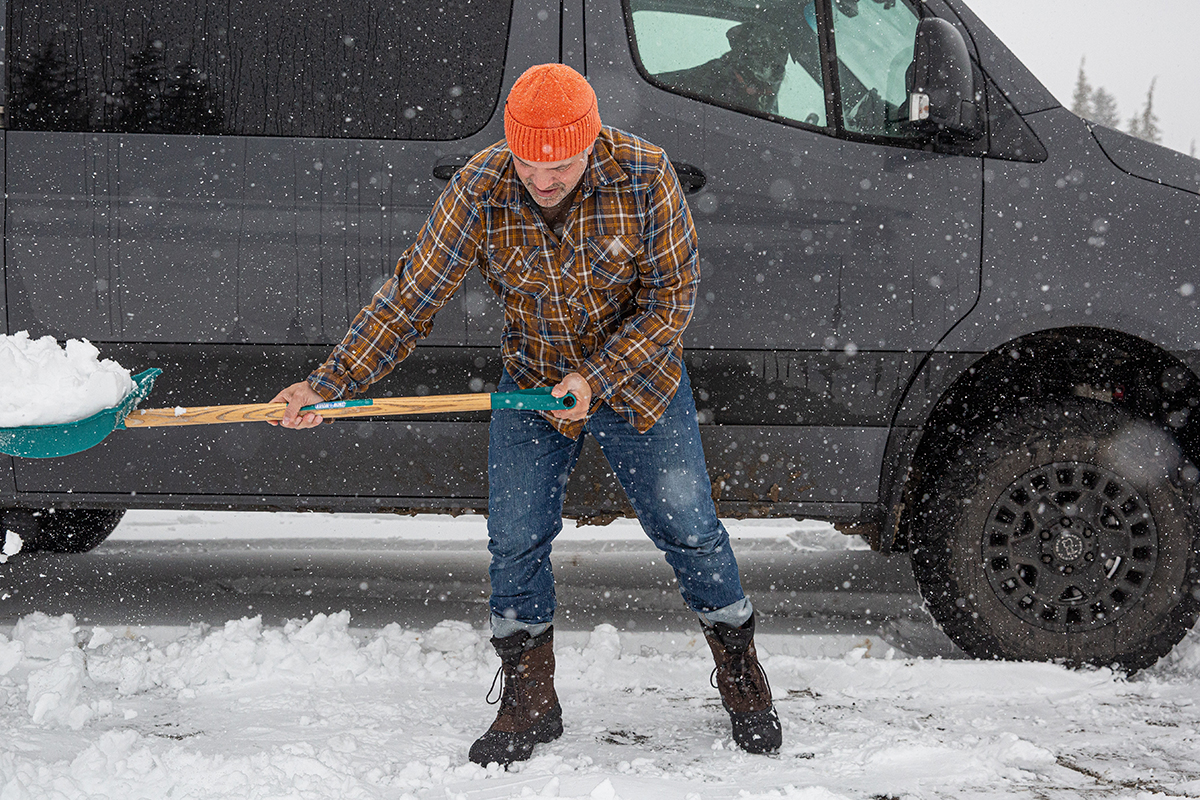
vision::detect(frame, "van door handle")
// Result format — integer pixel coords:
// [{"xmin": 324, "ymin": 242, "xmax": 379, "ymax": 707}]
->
[
  {"xmin": 433, "ymin": 155, "xmax": 471, "ymax": 180},
  {"xmin": 672, "ymin": 161, "xmax": 707, "ymax": 194}
]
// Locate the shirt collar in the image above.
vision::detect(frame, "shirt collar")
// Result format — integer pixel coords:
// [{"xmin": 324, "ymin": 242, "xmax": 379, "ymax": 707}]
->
[{"xmin": 485, "ymin": 128, "xmax": 628, "ymax": 210}]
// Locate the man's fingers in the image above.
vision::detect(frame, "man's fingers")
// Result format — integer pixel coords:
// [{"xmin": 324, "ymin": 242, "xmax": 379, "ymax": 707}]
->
[
  {"xmin": 270, "ymin": 382, "xmax": 326, "ymax": 429},
  {"xmin": 550, "ymin": 373, "xmax": 591, "ymax": 421},
  {"xmin": 285, "ymin": 397, "xmax": 305, "ymax": 424}
]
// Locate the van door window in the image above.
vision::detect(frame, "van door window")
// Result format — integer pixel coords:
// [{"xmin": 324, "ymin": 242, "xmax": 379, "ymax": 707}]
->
[
  {"xmin": 830, "ymin": 0, "xmax": 922, "ymax": 138},
  {"xmin": 8, "ymin": 0, "xmax": 512, "ymax": 140},
  {"xmin": 628, "ymin": 1, "xmax": 827, "ymax": 128}
]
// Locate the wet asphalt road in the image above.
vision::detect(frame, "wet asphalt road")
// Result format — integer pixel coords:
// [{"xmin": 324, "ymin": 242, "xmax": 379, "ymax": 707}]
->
[{"xmin": 0, "ymin": 536, "xmax": 928, "ymax": 639}]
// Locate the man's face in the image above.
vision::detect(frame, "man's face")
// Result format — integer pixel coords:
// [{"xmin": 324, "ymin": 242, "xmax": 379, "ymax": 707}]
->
[{"xmin": 511, "ymin": 146, "xmax": 592, "ymax": 208}]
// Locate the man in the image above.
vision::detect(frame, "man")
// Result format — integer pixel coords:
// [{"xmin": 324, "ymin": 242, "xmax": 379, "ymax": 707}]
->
[
  {"xmin": 655, "ymin": 19, "xmax": 790, "ymax": 115},
  {"xmin": 271, "ymin": 64, "xmax": 781, "ymax": 765}
]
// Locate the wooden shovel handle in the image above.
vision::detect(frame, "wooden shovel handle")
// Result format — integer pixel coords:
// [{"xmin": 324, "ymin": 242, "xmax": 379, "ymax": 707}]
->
[{"xmin": 122, "ymin": 394, "xmax": 493, "ymax": 428}]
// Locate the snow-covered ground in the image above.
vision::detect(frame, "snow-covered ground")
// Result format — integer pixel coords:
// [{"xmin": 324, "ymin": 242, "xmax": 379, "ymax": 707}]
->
[
  {"xmin": 105, "ymin": 510, "xmax": 861, "ymax": 550},
  {"xmin": 3, "ymin": 512, "xmax": 1200, "ymax": 798}
]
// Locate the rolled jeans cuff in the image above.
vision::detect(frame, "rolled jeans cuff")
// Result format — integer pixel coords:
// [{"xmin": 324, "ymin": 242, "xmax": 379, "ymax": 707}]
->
[
  {"xmin": 698, "ymin": 597, "xmax": 754, "ymax": 629},
  {"xmin": 490, "ymin": 614, "xmax": 553, "ymax": 640}
]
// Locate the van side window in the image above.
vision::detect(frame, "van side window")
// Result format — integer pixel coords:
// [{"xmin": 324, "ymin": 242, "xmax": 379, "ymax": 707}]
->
[
  {"xmin": 7, "ymin": 0, "xmax": 512, "ymax": 140},
  {"xmin": 831, "ymin": 0, "xmax": 922, "ymax": 138},
  {"xmin": 628, "ymin": 1, "xmax": 827, "ymax": 128}
]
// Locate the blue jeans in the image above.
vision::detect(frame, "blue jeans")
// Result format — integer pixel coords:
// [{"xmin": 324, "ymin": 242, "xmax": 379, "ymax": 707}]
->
[{"xmin": 487, "ymin": 367, "xmax": 752, "ymax": 638}]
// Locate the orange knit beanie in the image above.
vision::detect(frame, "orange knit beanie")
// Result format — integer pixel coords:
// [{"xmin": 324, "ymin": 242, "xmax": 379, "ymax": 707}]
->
[{"xmin": 504, "ymin": 64, "xmax": 601, "ymax": 162}]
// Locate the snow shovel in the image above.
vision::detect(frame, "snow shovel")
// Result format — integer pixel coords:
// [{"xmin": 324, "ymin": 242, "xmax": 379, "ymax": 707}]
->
[{"xmin": 0, "ymin": 367, "xmax": 576, "ymax": 459}]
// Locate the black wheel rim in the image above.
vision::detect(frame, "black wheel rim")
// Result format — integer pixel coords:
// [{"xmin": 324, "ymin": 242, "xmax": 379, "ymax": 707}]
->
[{"xmin": 981, "ymin": 461, "xmax": 1159, "ymax": 632}]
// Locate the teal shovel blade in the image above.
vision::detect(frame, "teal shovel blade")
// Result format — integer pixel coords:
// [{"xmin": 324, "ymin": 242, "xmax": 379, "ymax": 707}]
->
[{"xmin": 0, "ymin": 368, "xmax": 162, "ymax": 459}]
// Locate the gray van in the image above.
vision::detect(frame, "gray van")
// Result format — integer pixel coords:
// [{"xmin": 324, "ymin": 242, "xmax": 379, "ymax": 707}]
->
[{"xmin": 4, "ymin": 0, "xmax": 1199, "ymax": 671}]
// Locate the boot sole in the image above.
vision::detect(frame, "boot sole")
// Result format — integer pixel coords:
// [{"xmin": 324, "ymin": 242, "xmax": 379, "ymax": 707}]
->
[
  {"xmin": 730, "ymin": 705, "xmax": 782, "ymax": 754},
  {"xmin": 469, "ymin": 703, "xmax": 564, "ymax": 767}
]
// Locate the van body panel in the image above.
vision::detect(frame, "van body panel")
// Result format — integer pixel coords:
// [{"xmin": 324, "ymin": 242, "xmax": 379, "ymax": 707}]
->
[
  {"xmin": 4, "ymin": 0, "xmax": 562, "ymax": 350},
  {"xmin": 1090, "ymin": 124, "xmax": 1200, "ymax": 196},
  {"xmin": 941, "ymin": 108, "xmax": 1200, "ymax": 355},
  {"xmin": 7, "ymin": 132, "xmax": 472, "ymax": 345},
  {"xmin": 889, "ymin": 107, "xmax": 1200, "ymax": 447},
  {"xmin": 17, "ymin": 418, "xmax": 494, "ymax": 499},
  {"xmin": 689, "ymin": 349, "xmax": 920, "ymax": 428},
  {"xmin": 591, "ymin": 0, "xmax": 983, "ymax": 352},
  {"xmin": 3, "ymin": 0, "xmax": 556, "ymax": 345}
]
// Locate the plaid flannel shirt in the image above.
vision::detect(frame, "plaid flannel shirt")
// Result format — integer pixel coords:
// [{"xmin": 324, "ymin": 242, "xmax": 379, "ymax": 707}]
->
[{"xmin": 308, "ymin": 126, "xmax": 699, "ymax": 438}]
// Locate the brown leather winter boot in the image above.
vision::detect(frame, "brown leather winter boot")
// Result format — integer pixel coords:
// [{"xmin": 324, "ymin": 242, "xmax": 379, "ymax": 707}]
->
[
  {"xmin": 468, "ymin": 626, "xmax": 563, "ymax": 766},
  {"xmin": 703, "ymin": 612, "xmax": 782, "ymax": 753}
]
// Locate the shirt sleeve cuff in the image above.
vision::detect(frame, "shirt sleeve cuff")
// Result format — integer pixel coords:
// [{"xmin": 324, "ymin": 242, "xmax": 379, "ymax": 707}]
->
[
  {"xmin": 306, "ymin": 360, "xmax": 353, "ymax": 400},
  {"xmin": 579, "ymin": 357, "xmax": 621, "ymax": 402}
]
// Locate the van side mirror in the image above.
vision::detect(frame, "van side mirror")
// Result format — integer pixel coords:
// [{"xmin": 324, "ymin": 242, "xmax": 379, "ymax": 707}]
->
[{"xmin": 907, "ymin": 17, "xmax": 981, "ymax": 140}]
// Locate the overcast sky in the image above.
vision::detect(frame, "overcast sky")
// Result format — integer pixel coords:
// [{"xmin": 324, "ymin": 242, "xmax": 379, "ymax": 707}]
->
[{"xmin": 965, "ymin": 0, "xmax": 1199, "ymax": 156}]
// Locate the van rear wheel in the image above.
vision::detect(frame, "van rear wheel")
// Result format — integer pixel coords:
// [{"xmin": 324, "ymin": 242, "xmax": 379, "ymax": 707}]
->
[
  {"xmin": 910, "ymin": 398, "xmax": 1200, "ymax": 672},
  {"xmin": 1, "ymin": 508, "xmax": 125, "ymax": 554}
]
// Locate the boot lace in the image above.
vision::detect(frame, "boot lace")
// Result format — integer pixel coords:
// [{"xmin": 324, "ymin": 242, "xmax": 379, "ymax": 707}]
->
[
  {"xmin": 486, "ymin": 656, "xmax": 526, "ymax": 711},
  {"xmin": 710, "ymin": 648, "xmax": 772, "ymax": 702}
]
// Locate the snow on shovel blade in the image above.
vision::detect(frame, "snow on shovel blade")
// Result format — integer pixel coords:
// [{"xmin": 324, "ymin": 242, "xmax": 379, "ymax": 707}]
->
[{"xmin": 0, "ymin": 368, "xmax": 162, "ymax": 459}]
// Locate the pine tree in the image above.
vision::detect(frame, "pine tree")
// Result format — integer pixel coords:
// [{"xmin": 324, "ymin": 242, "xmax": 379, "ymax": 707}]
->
[
  {"xmin": 1127, "ymin": 112, "xmax": 1143, "ymax": 140},
  {"xmin": 1070, "ymin": 58, "xmax": 1093, "ymax": 118},
  {"xmin": 1069, "ymin": 57, "xmax": 1120, "ymax": 130},
  {"xmin": 10, "ymin": 44, "xmax": 89, "ymax": 131},
  {"xmin": 113, "ymin": 42, "xmax": 166, "ymax": 133},
  {"xmin": 161, "ymin": 61, "xmax": 223, "ymax": 135},
  {"xmin": 1090, "ymin": 88, "xmax": 1121, "ymax": 129},
  {"xmin": 1129, "ymin": 78, "xmax": 1161, "ymax": 144}
]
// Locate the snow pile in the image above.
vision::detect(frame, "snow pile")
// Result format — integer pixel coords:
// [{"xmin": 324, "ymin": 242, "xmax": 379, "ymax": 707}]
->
[
  {"xmin": 3, "ymin": 610, "xmax": 1200, "ymax": 799},
  {"xmin": 78, "ymin": 613, "xmax": 491, "ymax": 698},
  {"xmin": 12, "ymin": 611, "xmax": 78, "ymax": 659},
  {"xmin": 1150, "ymin": 625, "xmax": 1200, "ymax": 679},
  {"xmin": 0, "ymin": 332, "xmax": 133, "ymax": 426}
]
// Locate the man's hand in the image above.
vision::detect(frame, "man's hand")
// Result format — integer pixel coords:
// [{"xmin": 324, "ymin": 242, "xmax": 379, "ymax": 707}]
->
[
  {"xmin": 269, "ymin": 381, "xmax": 328, "ymax": 429},
  {"xmin": 551, "ymin": 372, "xmax": 592, "ymax": 422}
]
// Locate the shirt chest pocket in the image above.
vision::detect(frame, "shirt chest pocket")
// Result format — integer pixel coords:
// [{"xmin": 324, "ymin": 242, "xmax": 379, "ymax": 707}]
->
[
  {"xmin": 585, "ymin": 235, "xmax": 642, "ymax": 290},
  {"xmin": 487, "ymin": 247, "xmax": 549, "ymax": 300}
]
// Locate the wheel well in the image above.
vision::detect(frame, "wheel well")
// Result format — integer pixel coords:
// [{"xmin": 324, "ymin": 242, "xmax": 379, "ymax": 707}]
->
[
  {"xmin": 896, "ymin": 327, "xmax": 1200, "ymax": 550},
  {"xmin": 1, "ymin": 507, "xmax": 125, "ymax": 554}
]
